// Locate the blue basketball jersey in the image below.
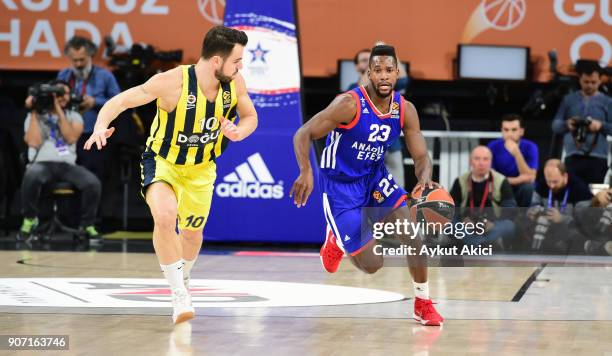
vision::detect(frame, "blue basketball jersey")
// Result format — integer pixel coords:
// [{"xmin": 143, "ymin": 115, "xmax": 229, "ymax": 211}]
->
[{"xmin": 320, "ymin": 86, "xmax": 405, "ymax": 181}]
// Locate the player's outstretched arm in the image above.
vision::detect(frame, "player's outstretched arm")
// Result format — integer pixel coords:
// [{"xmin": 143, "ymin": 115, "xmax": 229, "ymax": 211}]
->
[
  {"xmin": 290, "ymin": 94, "xmax": 356, "ymax": 207},
  {"xmin": 221, "ymin": 74, "xmax": 258, "ymax": 142},
  {"xmin": 84, "ymin": 68, "xmax": 180, "ymax": 150},
  {"xmin": 402, "ymin": 99, "xmax": 438, "ymax": 194}
]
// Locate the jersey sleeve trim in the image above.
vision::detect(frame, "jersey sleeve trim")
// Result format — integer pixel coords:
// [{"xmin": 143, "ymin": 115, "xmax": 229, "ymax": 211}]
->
[
  {"xmin": 337, "ymin": 90, "xmax": 361, "ymax": 130},
  {"xmin": 400, "ymin": 97, "xmax": 406, "ymax": 129}
]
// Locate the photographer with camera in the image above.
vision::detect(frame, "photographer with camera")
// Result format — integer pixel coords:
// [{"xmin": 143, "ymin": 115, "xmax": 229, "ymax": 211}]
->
[
  {"xmin": 449, "ymin": 146, "xmax": 517, "ymax": 249},
  {"xmin": 57, "ymin": 36, "xmax": 120, "ymax": 180},
  {"xmin": 18, "ymin": 80, "xmax": 101, "ymax": 242},
  {"xmin": 528, "ymin": 159, "xmax": 592, "ymax": 253},
  {"xmin": 552, "ymin": 61, "xmax": 612, "ymax": 185},
  {"xmin": 578, "ymin": 187, "xmax": 612, "ymax": 256}
]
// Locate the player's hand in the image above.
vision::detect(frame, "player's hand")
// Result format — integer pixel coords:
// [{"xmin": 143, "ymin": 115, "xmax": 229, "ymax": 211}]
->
[
  {"xmin": 289, "ymin": 170, "xmax": 314, "ymax": 208},
  {"xmin": 220, "ymin": 117, "xmax": 241, "ymax": 141},
  {"xmin": 411, "ymin": 180, "xmax": 440, "ymax": 196},
  {"xmin": 84, "ymin": 127, "xmax": 115, "ymax": 150}
]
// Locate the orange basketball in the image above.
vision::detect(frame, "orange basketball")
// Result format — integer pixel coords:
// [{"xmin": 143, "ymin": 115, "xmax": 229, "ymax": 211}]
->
[{"xmin": 409, "ymin": 187, "xmax": 455, "ymax": 226}]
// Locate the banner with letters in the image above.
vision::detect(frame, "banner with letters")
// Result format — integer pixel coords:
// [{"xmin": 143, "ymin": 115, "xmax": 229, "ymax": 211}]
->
[
  {"xmin": 204, "ymin": 0, "xmax": 325, "ymax": 243},
  {"xmin": 1, "ymin": 1, "xmax": 610, "ymax": 80}
]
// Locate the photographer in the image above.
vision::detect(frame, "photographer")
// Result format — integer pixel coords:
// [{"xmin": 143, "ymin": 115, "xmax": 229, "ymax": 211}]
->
[
  {"xmin": 528, "ymin": 159, "xmax": 592, "ymax": 253},
  {"xmin": 57, "ymin": 36, "xmax": 120, "ymax": 180},
  {"xmin": 18, "ymin": 80, "xmax": 101, "ymax": 242},
  {"xmin": 449, "ymin": 146, "xmax": 517, "ymax": 249},
  {"xmin": 551, "ymin": 61, "xmax": 612, "ymax": 185},
  {"xmin": 579, "ymin": 188, "xmax": 612, "ymax": 255}
]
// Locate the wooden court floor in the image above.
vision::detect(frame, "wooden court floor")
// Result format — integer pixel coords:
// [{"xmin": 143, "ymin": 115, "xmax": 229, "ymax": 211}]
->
[{"xmin": 1, "ymin": 250, "xmax": 611, "ymax": 355}]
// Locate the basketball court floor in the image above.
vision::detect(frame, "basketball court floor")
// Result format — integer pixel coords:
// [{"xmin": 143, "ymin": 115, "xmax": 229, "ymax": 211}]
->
[{"xmin": 1, "ymin": 242, "xmax": 611, "ymax": 356}]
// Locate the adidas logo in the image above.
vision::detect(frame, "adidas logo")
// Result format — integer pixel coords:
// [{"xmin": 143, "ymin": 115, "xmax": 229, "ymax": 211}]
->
[
  {"xmin": 362, "ymin": 108, "xmax": 369, "ymax": 114},
  {"xmin": 216, "ymin": 153, "xmax": 284, "ymax": 199},
  {"xmin": 344, "ymin": 235, "xmax": 351, "ymax": 242}
]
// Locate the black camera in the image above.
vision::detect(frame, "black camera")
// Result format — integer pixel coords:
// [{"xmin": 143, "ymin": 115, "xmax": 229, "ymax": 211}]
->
[
  {"xmin": 68, "ymin": 93, "xmax": 84, "ymax": 111},
  {"xmin": 572, "ymin": 117, "xmax": 592, "ymax": 144},
  {"xmin": 28, "ymin": 83, "xmax": 66, "ymax": 113},
  {"xmin": 104, "ymin": 36, "xmax": 183, "ymax": 89}
]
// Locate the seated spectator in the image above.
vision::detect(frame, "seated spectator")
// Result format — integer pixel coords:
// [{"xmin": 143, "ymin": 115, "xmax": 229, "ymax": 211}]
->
[
  {"xmin": 551, "ymin": 61, "xmax": 612, "ymax": 185},
  {"xmin": 488, "ymin": 114, "xmax": 538, "ymax": 207},
  {"xmin": 18, "ymin": 80, "xmax": 101, "ymax": 242},
  {"xmin": 450, "ymin": 146, "xmax": 517, "ymax": 249},
  {"xmin": 579, "ymin": 187, "xmax": 612, "ymax": 255},
  {"xmin": 528, "ymin": 159, "xmax": 592, "ymax": 253}
]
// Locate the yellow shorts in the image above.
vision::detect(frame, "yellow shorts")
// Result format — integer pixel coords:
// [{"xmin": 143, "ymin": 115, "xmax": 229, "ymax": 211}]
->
[{"xmin": 140, "ymin": 149, "xmax": 216, "ymax": 231}]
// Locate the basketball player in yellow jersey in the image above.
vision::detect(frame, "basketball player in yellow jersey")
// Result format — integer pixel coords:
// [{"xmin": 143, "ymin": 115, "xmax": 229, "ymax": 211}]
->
[{"xmin": 83, "ymin": 26, "xmax": 257, "ymax": 324}]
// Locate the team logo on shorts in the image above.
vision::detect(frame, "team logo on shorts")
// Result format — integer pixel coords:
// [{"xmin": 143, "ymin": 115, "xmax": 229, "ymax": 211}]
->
[{"xmin": 373, "ymin": 191, "xmax": 385, "ymax": 203}]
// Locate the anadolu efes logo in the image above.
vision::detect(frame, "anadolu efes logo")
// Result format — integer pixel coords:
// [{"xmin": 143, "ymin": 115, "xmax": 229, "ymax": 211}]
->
[{"xmin": 216, "ymin": 153, "xmax": 284, "ymax": 199}]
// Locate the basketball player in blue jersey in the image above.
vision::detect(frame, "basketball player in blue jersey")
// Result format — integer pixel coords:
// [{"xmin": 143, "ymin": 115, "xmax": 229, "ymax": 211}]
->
[
  {"xmin": 291, "ymin": 45, "xmax": 443, "ymax": 326},
  {"xmin": 83, "ymin": 26, "xmax": 258, "ymax": 324}
]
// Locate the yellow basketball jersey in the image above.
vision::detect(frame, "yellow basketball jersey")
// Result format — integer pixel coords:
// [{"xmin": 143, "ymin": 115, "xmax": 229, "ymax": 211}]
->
[{"xmin": 145, "ymin": 65, "xmax": 238, "ymax": 165}]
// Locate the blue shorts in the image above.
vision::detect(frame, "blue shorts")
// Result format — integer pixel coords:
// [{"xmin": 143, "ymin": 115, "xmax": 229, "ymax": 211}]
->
[{"xmin": 320, "ymin": 164, "xmax": 407, "ymax": 255}]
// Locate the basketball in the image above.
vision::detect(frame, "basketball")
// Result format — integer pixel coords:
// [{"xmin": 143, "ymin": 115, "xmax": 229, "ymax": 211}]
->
[{"xmin": 409, "ymin": 187, "xmax": 455, "ymax": 226}]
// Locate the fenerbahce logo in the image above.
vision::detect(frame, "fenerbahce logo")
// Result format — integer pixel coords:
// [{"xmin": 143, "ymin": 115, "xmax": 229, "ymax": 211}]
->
[
  {"xmin": 177, "ymin": 117, "xmax": 220, "ymax": 147},
  {"xmin": 216, "ymin": 153, "xmax": 284, "ymax": 199}
]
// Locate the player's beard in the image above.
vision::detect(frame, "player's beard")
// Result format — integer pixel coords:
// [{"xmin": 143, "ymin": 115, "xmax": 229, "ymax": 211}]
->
[
  {"xmin": 215, "ymin": 59, "xmax": 238, "ymax": 84},
  {"xmin": 215, "ymin": 69, "xmax": 233, "ymax": 84},
  {"xmin": 373, "ymin": 83, "xmax": 393, "ymax": 99}
]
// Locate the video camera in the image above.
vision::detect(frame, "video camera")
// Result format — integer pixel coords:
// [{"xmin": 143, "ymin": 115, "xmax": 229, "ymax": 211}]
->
[
  {"xmin": 104, "ymin": 36, "xmax": 183, "ymax": 89},
  {"xmin": 28, "ymin": 83, "xmax": 66, "ymax": 113},
  {"xmin": 522, "ymin": 50, "xmax": 574, "ymax": 117}
]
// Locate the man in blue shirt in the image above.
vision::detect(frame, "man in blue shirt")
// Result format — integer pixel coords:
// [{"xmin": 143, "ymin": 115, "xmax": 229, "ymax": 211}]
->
[
  {"xmin": 552, "ymin": 62, "xmax": 612, "ymax": 185},
  {"xmin": 57, "ymin": 36, "xmax": 120, "ymax": 181},
  {"xmin": 488, "ymin": 114, "xmax": 539, "ymax": 207}
]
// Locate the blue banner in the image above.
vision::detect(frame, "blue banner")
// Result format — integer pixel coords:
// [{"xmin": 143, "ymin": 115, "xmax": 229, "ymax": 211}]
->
[{"xmin": 204, "ymin": 0, "xmax": 325, "ymax": 243}]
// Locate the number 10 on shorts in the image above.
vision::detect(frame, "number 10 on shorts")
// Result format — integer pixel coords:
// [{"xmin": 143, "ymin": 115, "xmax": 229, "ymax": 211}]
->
[{"xmin": 184, "ymin": 215, "xmax": 205, "ymax": 229}]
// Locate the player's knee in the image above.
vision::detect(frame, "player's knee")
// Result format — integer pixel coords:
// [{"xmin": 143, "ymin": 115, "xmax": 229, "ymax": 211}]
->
[
  {"xmin": 152, "ymin": 209, "xmax": 178, "ymax": 231},
  {"xmin": 352, "ymin": 257, "xmax": 383, "ymax": 274},
  {"xmin": 181, "ymin": 229, "xmax": 203, "ymax": 241},
  {"xmin": 360, "ymin": 263, "xmax": 382, "ymax": 274}
]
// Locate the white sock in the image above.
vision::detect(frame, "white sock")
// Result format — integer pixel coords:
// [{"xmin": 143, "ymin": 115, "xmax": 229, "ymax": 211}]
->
[
  {"xmin": 160, "ymin": 259, "xmax": 186, "ymax": 292},
  {"xmin": 183, "ymin": 257, "xmax": 197, "ymax": 281},
  {"xmin": 413, "ymin": 281, "xmax": 429, "ymax": 300}
]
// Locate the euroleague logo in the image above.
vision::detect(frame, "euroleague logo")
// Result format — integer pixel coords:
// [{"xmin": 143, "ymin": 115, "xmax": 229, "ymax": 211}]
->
[{"xmin": 197, "ymin": 0, "xmax": 225, "ymax": 25}]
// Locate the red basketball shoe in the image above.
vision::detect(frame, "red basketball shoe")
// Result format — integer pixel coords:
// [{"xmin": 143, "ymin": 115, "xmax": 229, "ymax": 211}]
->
[
  {"xmin": 320, "ymin": 227, "xmax": 344, "ymax": 273},
  {"xmin": 413, "ymin": 297, "xmax": 444, "ymax": 326}
]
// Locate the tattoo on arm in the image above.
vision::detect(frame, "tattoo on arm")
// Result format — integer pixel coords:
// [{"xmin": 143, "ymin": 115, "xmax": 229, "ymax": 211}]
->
[{"xmin": 140, "ymin": 85, "xmax": 148, "ymax": 94}]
